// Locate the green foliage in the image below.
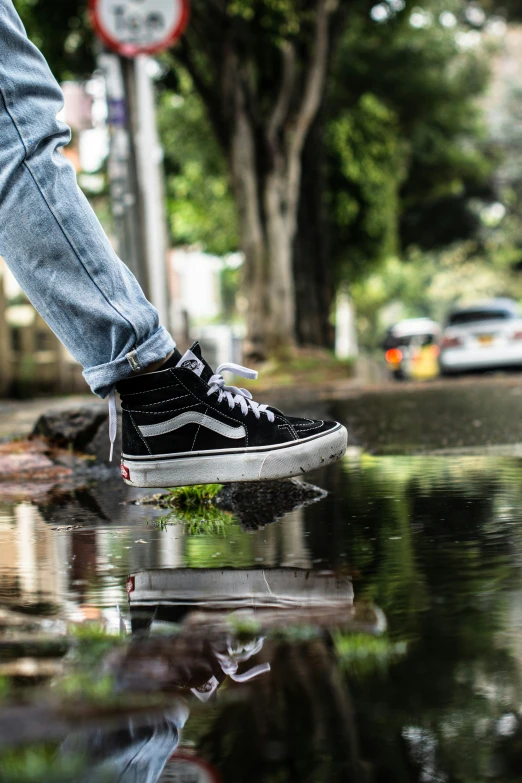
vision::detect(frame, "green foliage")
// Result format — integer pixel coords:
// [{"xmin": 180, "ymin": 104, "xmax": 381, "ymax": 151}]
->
[
  {"xmin": 15, "ymin": 0, "xmax": 502, "ymax": 344},
  {"xmin": 228, "ymin": 613, "xmax": 262, "ymax": 636},
  {"xmin": 241, "ymin": 350, "xmax": 354, "ymax": 390},
  {"xmin": 14, "ymin": 0, "xmax": 94, "ymax": 80},
  {"xmin": 327, "ymin": 93, "xmax": 407, "ymax": 274},
  {"xmin": 68, "ymin": 621, "xmax": 125, "ymax": 665},
  {"xmin": 352, "ymin": 241, "xmax": 522, "ymax": 348},
  {"xmin": 156, "ymin": 509, "xmax": 233, "ymax": 536},
  {"xmin": 147, "ymin": 483, "xmax": 234, "ymax": 534},
  {"xmin": 0, "ymin": 745, "xmax": 86, "ymax": 783},
  {"xmin": 328, "ymin": 0, "xmax": 493, "ymax": 281},
  {"xmin": 228, "ymin": 0, "xmax": 302, "ymax": 39},
  {"xmin": 57, "ymin": 671, "xmax": 116, "ymax": 701},
  {"xmin": 55, "ymin": 623, "xmax": 126, "ymax": 703},
  {"xmin": 166, "ymin": 483, "xmax": 224, "ymax": 505},
  {"xmin": 158, "ymin": 72, "xmax": 238, "ymax": 255},
  {"xmin": 327, "ymin": 455, "xmax": 521, "ymax": 783},
  {"xmin": 334, "ymin": 632, "xmax": 407, "ymax": 677},
  {"xmin": 0, "ymin": 675, "xmax": 11, "ymax": 702},
  {"xmin": 220, "ymin": 262, "xmax": 242, "ymax": 320}
]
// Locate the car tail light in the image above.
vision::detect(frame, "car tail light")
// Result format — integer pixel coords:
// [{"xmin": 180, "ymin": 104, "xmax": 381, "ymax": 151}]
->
[
  {"xmin": 385, "ymin": 348, "xmax": 403, "ymax": 364},
  {"xmin": 441, "ymin": 336, "xmax": 463, "ymax": 349},
  {"xmin": 512, "ymin": 331, "xmax": 522, "ymax": 341}
]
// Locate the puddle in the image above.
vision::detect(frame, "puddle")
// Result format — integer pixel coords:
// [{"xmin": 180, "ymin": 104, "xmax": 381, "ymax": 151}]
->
[{"xmin": 1, "ymin": 454, "xmax": 522, "ymax": 780}]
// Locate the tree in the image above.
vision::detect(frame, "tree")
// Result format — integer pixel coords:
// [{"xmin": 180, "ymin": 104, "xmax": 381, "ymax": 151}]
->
[
  {"xmin": 166, "ymin": 0, "xmax": 340, "ymax": 358},
  {"xmin": 157, "ymin": 72, "xmax": 238, "ymax": 257},
  {"xmin": 16, "ymin": 0, "xmax": 341, "ymax": 358},
  {"xmin": 13, "ymin": 0, "xmax": 94, "ymax": 79},
  {"xmin": 14, "ymin": 0, "xmax": 496, "ymax": 358},
  {"xmin": 326, "ymin": 0, "xmax": 493, "ymax": 282}
]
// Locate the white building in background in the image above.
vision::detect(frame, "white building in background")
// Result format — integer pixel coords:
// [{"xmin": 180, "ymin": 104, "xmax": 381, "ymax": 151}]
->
[
  {"xmin": 335, "ymin": 291, "xmax": 358, "ymax": 359},
  {"xmin": 169, "ymin": 248, "xmax": 223, "ymax": 324},
  {"xmin": 168, "ymin": 248, "xmax": 244, "ymax": 367}
]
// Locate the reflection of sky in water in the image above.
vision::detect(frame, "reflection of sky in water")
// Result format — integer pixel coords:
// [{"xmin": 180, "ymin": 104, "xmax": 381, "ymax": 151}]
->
[{"xmin": 2, "ymin": 456, "xmax": 522, "ymax": 781}]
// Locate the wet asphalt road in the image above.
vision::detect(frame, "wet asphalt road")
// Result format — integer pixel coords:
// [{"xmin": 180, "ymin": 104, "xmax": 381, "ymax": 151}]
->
[{"xmin": 334, "ymin": 374, "xmax": 522, "ymax": 454}]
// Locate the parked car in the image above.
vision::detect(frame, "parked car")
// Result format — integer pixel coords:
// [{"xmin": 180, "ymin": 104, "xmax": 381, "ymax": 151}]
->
[
  {"xmin": 439, "ymin": 298, "xmax": 522, "ymax": 376},
  {"xmin": 383, "ymin": 318, "xmax": 441, "ymax": 380}
]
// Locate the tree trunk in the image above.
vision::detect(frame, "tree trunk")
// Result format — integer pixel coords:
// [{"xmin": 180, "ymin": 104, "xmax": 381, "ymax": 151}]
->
[
  {"xmin": 181, "ymin": 0, "xmax": 336, "ymax": 359},
  {"xmin": 264, "ymin": 171, "xmax": 296, "ymax": 354},
  {"xmin": 294, "ymin": 117, "xmax": 335, "ymax": 348},
  {"xmin": 230, "ymin": 90, "xmax": 268, "ymax": 360},
  {"xmin": 232, "ymin": 115, "xmax": 331, "ymax": 358}
]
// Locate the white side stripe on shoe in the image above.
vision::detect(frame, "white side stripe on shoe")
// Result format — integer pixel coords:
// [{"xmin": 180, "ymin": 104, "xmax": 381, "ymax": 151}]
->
[{"xmin": 138, "ymin": 411, "xmax": 246, "ymax": 439}]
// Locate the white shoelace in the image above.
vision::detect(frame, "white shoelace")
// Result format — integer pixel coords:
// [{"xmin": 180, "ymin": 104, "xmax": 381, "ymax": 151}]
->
[
  {"xmin": 207, "ymin": 362, "xmax": 275, "ymax": 422},
  {"xmin": 108, "ymin": 387, "xmax": 117, "ymax": 462},
  {"xmin": 192, "ymin": 636, "xmax": 271, "ymax": 701},
  {"xmin": 213, "ymin": 637, "xmax": 271, "ymax": 683}
]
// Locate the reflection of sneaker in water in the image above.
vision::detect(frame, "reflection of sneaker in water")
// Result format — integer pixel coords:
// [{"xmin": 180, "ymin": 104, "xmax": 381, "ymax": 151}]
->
[
  {"xmin": 126, "ymin": 568, "xmax": 353, "ymax": 694},
  {"xmin": 117, "ymin": 342, "xmax": 347, "ymax": 487},
  {"xmin": 192, "ymin": 636, "xmax": 271, "ymax": 702},
  {"xmin": 127, "ymin": 567, "xmax": 354, "ymax": 634}
]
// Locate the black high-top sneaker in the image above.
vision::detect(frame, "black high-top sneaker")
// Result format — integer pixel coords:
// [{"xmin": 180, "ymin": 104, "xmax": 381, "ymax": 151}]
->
[{"xmin": 116, "ymin": 342, "xmax": 348, "ymax": 487}]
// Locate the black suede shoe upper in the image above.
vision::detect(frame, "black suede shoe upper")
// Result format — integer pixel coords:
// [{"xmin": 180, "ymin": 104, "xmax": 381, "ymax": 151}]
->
[{"xmin": 117, "ymin": 343, "xmax": 338, "ymax": 458}]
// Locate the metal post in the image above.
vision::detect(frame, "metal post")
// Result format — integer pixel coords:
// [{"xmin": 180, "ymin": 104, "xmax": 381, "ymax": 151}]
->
[
  {"xmin": 133, "ymin": 54, "xmax": 170, "ymax": 329},
  {"xmin": 92, "ymin": 0, "xmax": 189, "ymax": 330},
  {"xmin": 97, "ymin": 51, "xmax": 148, "ymax": 293}
]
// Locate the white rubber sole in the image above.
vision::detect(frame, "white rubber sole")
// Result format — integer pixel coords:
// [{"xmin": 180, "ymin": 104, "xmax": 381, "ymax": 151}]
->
[
  {"xmin": 127, "ymin": 568, "xmax": 353, "ymax": 608},
  {"xmin": 121, "ymin": 424, "xmax": 348, "ymax": 488}
]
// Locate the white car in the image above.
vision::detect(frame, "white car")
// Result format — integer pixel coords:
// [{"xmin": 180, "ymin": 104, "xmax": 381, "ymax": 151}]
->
[{"xmin": 440, "ymin": 299, "xmax": 522, "ymax": 375}]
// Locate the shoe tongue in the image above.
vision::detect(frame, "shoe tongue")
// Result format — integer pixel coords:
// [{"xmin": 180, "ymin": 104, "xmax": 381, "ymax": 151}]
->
[{"xmin": 175, "ymin": 341, "xmax": 214, "ymax": 382}]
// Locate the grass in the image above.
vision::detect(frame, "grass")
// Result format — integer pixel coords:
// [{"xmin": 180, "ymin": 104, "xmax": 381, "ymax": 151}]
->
[
  {"xmin": 0, "ymin": 746, "xmax": 88, "ymax": 783},
  {"xmin": 166, "ymin": 483, "xmax": 223, "ymax": 505},
  {"xmin": 334, "ymin": 632, "xmax": 407, "ymax": 677},
  {"xmin": 154, "ymin": 505, "xmax": 234, "ymax": 535},
  {"xmin": 240, "ymin": 348, "xmax": 355, "ymax": 391},
  {"xmin": 146, "ymin": 483, "xmax": 235, "ymax": 535}
]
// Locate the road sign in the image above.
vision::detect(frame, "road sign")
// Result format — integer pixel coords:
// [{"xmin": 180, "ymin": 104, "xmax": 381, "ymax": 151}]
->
[{"xmin": 90, "ymin": 0, "xmax": 189, "ymax": 57}]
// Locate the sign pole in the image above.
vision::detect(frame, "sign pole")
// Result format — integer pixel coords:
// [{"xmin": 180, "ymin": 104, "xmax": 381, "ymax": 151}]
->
[
  {"xmin": 90, "ymin": 0, "xmax": 190, "ymax": 331},
  {"xmin": 133, "ymin": 55, "xmax": 169, "ymax": 328},
  {"xmin": 97, "ymin": 50, "xmax": 148, "ymax": 292}
]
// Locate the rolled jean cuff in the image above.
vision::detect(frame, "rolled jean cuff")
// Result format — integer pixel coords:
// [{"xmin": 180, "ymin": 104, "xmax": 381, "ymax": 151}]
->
[{"xmin": 82, "ymin": 326, "xmax": 176, "ymax": 398}]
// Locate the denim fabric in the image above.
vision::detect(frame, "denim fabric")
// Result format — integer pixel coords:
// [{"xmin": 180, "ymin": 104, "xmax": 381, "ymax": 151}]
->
[{"xmin": 0, "ymin": 0, "xmax": 174, "ymax": 397}]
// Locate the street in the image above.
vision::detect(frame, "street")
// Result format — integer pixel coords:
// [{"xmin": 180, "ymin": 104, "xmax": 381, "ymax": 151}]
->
[{"xmin": 338, "ymin": 373, "xmax": 522, "ymax": 454}]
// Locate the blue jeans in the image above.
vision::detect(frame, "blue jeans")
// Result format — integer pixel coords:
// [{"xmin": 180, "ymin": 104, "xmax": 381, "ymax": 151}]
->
[{"xmin": 0, "ymin": 0, "xmax": 175, "ymax": 397}]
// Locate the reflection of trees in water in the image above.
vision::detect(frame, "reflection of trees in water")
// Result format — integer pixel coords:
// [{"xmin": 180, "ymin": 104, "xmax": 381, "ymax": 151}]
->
[
  {"xmin": 331, "ymin": 457, "xmax": 522, "ymax": 781},
  {"xmin": 197, "ymin": 636, "xmax": 367, "ymax": 783},
  {"xmin": 191, "ymin": 457, "xmax": 522, "ymax": 782},
  {"xmin": 5, "ymin": 456, "xmax": 522, "ymax": 781}
]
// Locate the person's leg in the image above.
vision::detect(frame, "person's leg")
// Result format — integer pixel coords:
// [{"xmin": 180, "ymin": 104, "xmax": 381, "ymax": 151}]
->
[{"xmin": 0, "ymin": 0, "xmax": 174, "ymax": 398}]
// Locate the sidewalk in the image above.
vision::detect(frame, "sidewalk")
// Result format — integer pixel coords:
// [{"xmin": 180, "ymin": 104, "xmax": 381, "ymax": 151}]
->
[
  {"xmin": 0, "ymin": 395, "xmax": 104, "ymax": 440},
  {"xmin": 0, "ymin": 380, "xmax": 360, "ymax": 443}
]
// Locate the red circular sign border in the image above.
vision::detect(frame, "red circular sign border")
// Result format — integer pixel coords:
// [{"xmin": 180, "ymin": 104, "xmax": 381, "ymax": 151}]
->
[{"xmin": 89, "ymin": 0, "xmax": 190, "ymax": 57}]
